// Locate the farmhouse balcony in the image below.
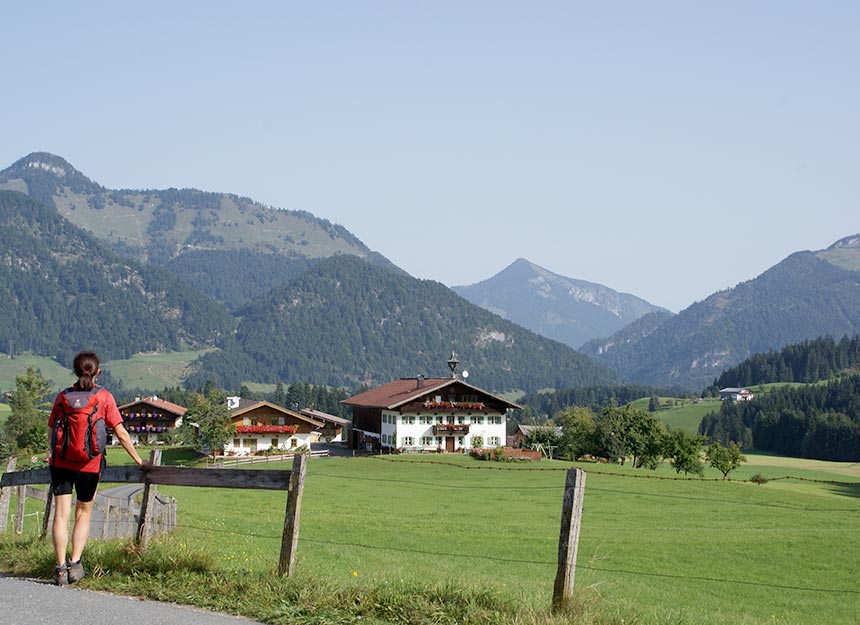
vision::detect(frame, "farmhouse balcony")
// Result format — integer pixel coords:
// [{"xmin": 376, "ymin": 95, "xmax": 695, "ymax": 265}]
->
[
  {"xmin": 421, "ymin": 401, "xmax": 486, "ymax": 414},
  {"xmin": 235, "ymin": 425, "xmax": 298, "ymax": 435},
  {"xmin": 433, "ymin": 424, "xmax": 470, "ymax": 435}
]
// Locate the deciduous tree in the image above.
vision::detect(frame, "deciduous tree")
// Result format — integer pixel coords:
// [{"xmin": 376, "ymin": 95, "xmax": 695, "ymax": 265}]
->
[{"xmin": 705, "ymin": 441, "xmax": 746, "ymax": 479}]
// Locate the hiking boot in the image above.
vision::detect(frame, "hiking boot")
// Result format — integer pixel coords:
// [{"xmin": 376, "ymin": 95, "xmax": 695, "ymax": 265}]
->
[
  {"xmin": 54, "ymin": 564, "xmax": 68, "ymax": 586},
  {"xmin": 67, "ymin": 560, "xmax": 86, "ymax": 583}
]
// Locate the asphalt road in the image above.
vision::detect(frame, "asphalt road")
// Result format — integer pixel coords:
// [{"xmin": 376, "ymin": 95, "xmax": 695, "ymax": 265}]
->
[{"xmin": 0, "ymin": 574, "xmax": 265, "ymax": 625}]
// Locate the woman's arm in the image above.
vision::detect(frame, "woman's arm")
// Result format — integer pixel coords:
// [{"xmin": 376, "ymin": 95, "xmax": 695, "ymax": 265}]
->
[{"xmin": 112, "ymin": 422, "xmax": 145, "ymax": 466}]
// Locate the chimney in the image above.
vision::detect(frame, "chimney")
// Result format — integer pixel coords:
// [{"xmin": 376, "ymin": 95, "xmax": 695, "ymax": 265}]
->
[{"xmin": 416, "ymin": 375, "xmax": 424, "ymax": 388}]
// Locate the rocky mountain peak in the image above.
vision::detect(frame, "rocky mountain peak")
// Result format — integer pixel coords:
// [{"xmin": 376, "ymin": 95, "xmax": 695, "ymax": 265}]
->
[{"xmin": 827, "ymin": 234, "xmax": 860, "ymax": 249}]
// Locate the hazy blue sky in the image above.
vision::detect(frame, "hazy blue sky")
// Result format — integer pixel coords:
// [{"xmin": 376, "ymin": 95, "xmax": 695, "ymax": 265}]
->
[{"xmin": 2, "ymin": 1, "xmax": 857, "ymax": 312}]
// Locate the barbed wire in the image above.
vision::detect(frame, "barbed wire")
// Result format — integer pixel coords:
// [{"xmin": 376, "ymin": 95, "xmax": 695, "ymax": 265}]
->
[
  {"xmin": 367, "ymin": 455, "xmax": 860, "ymax": 486},
  {"xmin": 158, "ymin": 522, "xmax": 860, "ymax": 597},
  {"xmin": 307, "ymin": 470, "xmax": 860, "ymax": 513}
]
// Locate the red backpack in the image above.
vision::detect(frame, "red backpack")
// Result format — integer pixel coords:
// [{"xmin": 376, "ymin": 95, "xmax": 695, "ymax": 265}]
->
[{"xmin": 51, "ymin": 387, "xmax": 107, "ymax": 464}]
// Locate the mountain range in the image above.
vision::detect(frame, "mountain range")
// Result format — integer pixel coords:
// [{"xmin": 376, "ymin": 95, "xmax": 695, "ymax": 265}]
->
[
  {"xmin": 0, "ymin": 153, "xmax": 619, "ymax": 393},
  {"xmin": 3, "ymin": 151, "xmax": 859, "ymax": 394},
  {"xmin": 580, "ymin": 236, "xmax": 860, "ymax": 389}
]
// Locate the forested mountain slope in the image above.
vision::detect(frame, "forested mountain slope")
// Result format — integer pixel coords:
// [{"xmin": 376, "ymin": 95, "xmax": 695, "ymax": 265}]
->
[
  {"xmin": 700, "ymin": 375, "xmax": 860, "ymax": 461},
  {"xmin": 189, "ymin": 255, "xmax": 622, "ymax": 393},
  {"xmin": 580, "ymin": 244, "xmax": 860, "ymax": 390},
  {"xmin": 0, "ymin": 191, "xmax": 234, "ymax": 363},
  {"xmin": 452, "ymin": 258, "xmax": 667, "ymax": 348},
  {"xmin": 0, "ymin": 152, "xmax": 402, "ymax": 310},
  {"xmin": 709, "ymin": 335, "xmax": 860, "ymax": 391}
]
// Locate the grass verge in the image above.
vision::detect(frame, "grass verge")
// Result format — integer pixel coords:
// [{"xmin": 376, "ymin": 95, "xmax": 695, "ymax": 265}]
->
[{"xmin": 0, "ymin": 536, "xmax": 620, "ymax": 625}]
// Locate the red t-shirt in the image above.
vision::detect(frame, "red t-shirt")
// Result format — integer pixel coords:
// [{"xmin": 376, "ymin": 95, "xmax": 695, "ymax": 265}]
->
[{"xmin": 48, "ymin": 385, "xmax": 123, "ymax": 473}]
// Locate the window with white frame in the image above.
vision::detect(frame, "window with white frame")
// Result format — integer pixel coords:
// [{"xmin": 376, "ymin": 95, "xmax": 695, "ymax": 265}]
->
[
  {"xmin": 471, "ymin": 415, "xmax": 484, "ymax": 424},
  {"xmin": 488, "ymin": 436, "xmax": 501, "ymax": 446},
  {"xmin": 457, "ymin": 436, "xmax": 464, "ymax": 446},
  {"xmin": 401, "ymin": 415, "xmax": 415, "ymax": 425},
  {"xmin": 421, "ymin": 436, "xmax": 433, "ymax": 446},
  {"xmin": 419, "ymin": 415, "xmax": 433, "ymax": 425},
  {"xmin": 457, "ymin": 416, "xmax": 465, "ymax": 424},
  {"xmin": 488, "ymin": 415, "xmax": 502, "ymax": 425},
  {"xmin": 403, "ymin": 436, "xmax": 414, "ymax": 446}
]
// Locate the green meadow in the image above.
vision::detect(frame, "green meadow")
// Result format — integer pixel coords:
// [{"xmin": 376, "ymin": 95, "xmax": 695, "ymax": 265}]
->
[
  {"xmin": 629, "ymin": 397, "xmax": 722, "ymax": 433},
  {"xmin": 129, "ymin": 452, "xmax": 859, "ymax": 624},
  {"xmin": 0, "ymin": 350, "xmax": 214, "ymax": 394},
  {"xmin": 3, "ymin": 451, "xmax": 859, "ymax": 624},
  {"xmin": 100, "ymin": 349, "xmax": 215, "ymax": 391}
]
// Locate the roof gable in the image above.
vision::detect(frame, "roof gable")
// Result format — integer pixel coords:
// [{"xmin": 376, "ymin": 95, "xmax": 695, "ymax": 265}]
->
[
  {"xmin": 229, "ymin": 399, "xmax": 325, "ymax": 427},
  {"xmin": 342, "ymin": 377, "xmax": 521, "ymax": 411},
  {"xmin": 118, "ymin": 395, "xmax": 186, "ymax": 416}
]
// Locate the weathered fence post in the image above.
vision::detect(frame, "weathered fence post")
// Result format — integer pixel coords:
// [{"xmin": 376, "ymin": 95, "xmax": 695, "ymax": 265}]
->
[
  {"xmin": 552, "ymin": 467, "xmax": 586, "ymax": 612},
  {"xmin": 135, "ymin": 449, "xmax": 162, "ymax": 548},
  {"xmin": 0, "ymin": 457, "xmax": 17, "ymax": 533},
  {"xmin": 278, "ymin": 453, "xmax": 307, "ymax": 576},
  {"xmin": 40, "ymin": 489, "xmax": 53, "ymax": 539},
  {"xmin": 101, "ymin": 500, "xmax": 111, "ymax": 539},
  {"xmin": 14, "ymin": 485, "xmax": 26, "ymax": 534}
]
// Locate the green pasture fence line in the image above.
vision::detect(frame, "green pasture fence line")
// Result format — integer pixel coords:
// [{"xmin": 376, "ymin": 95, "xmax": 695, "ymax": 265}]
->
[
  {"xmin": 0, "ymin": 453, "xmax": 308, "ymax": 577},
  {"xmin": 369, "ymin": 455, "xmax": 860, "ymax": 485}
]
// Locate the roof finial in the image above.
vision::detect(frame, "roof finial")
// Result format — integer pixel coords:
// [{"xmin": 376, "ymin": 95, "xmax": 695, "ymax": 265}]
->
[{"xmin": 447, "ymin": 350, "xmax": 460, "ymax": 378}]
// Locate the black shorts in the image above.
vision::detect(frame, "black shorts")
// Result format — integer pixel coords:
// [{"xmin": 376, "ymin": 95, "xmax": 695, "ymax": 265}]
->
[{"xmin": 50, "ymin": 466, "xmax": 101, "ymax": 503}]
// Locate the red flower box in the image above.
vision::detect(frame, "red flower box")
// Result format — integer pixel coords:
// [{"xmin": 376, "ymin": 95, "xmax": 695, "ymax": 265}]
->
[{"xmin": 235, "ymin": 425, "xmax": 298, "ymax": 434}]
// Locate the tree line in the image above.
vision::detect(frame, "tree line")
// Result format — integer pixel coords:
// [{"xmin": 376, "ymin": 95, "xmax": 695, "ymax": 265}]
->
[
  {"xmin": 524, "ymin": 404, "xmax": 745, "ymax": 479},
  {"xmin": 707, "ymin": 335, "xmax": 860, "ymax": 392},
  {"xmin": 517, "ymin": 384, "xmax": 689, "ymax": 421},
  {"xmin": 699, "ymin": 375, "xmax": 860, "ymax": 461}
]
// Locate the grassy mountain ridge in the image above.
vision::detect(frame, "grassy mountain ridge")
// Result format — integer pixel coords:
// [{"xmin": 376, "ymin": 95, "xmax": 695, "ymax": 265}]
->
[
  {"xmin": 0, "ymin": 190, "xmax": 234, "ymax": 363},
  {"xmin": 190, "ymin": 254, "xmax": 622, "ymax": 393},
  {"xmin": 0, "ymin": 152, "xmax": 405, "ymax": 312},
  {"xmin": 0, "ymin": 152, "xmax": 390, "ymax": 266},
  {"xmin": 452, "ymin": 258, "xmax": 668, "ymax": 349},
  {"xmin": 580, "ymin": 249, "xmax": 860, "ymax": 390}
]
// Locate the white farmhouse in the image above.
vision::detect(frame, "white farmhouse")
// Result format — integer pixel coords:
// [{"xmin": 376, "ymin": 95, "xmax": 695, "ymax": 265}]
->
[{"xmin": 343, "ymin": 362, "xmax": 521, "ymax": 453}]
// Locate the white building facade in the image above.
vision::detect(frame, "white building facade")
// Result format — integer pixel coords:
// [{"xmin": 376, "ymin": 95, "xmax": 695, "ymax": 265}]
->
[{"xmin": 345, "ymin": 375, "xmax": 520, "ymax": 453}]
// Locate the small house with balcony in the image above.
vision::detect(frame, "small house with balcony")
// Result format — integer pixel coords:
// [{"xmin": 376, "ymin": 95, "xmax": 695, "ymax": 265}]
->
[
  {"xmin": 225, "ymin": 397, "xmax": 325, "ymax": 455},
  {"xmin": 118, "ymin": 395, "xmax": 186, "ymax": 445},
  {"xmin": 342, "ymin": 365, "xmax": 521, "ymax": 453}
]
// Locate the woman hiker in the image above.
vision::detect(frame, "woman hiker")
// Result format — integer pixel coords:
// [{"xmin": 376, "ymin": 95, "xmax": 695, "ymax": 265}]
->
[{"xmin": 47, "ymin": 351, "xmax": 145, "ymax": 585}]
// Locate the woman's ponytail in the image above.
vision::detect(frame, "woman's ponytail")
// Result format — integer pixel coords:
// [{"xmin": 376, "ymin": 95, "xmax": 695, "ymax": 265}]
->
[{"xmin": 73, "ymin": 351, "xmax": 100, "ymax": 391}]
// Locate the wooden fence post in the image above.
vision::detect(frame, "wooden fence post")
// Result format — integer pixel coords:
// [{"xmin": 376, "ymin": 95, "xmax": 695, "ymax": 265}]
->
[
  {"xmin": 101, "ymin": 500, "xmax": 111, "ymax": 539},
  {"xmin": 15, "ymin": 485, "xmax": 25, "ymax": 534},
  {"xmin": 0, "ymin": 457, "xmax": 16, "ymax": 533},
  {"xmin": 552, "ymin": 467, "xmax": 586, "ymax": 612},
  {"xmin": 41, "ymin": 489, "xmax": 54, "ymax": 539},
  {"xmin": 135, "ymin": 449, "xmax": 162, "ymax": 548},
  {"xmin": 278, "ymin": 453, "xmax": 307, "ymax": 576}
]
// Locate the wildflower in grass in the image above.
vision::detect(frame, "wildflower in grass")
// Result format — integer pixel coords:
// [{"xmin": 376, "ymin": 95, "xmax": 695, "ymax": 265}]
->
[{"xmin": 353, "ymin": 571, "xmax": 358, "ymax": 577}]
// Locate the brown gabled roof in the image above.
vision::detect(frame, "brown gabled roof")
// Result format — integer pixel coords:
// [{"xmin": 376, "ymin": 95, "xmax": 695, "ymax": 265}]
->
[
  {"xmin": 300, "ymin": 408, "xmax": 349, "ymax": 426},
  {"xmin": 342, "ymin": 377, "xmax": 522, "ymax": 411},
  {"xmin": 229, "ymin": 399, "xmax": 325, "ymax": 428},
  {"xmin": 118, "ymin": 395, "xmax": 187, "ymax": 416}
]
